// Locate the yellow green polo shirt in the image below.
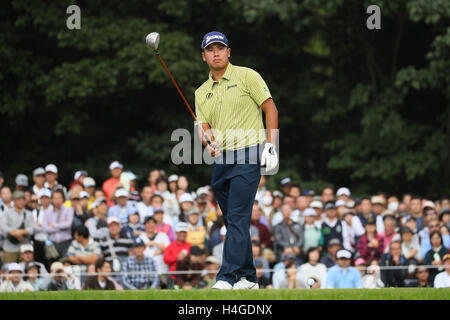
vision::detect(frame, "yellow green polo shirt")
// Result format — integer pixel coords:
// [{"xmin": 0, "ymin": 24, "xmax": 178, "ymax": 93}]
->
[{"xmin": 195, "ymin": 62, "xmax": 272, "ymax": 150}]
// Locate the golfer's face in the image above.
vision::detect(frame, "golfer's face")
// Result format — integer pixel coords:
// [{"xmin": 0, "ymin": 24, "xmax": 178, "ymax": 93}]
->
[{"xmin": 202, "ymin": 43, "xmax": 230, "ymax": 70}]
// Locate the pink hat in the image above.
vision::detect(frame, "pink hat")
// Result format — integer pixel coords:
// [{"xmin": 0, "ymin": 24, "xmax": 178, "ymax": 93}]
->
[{"xmin": 355, "ymin": 257, "xmax": 366, "ymax": 266}]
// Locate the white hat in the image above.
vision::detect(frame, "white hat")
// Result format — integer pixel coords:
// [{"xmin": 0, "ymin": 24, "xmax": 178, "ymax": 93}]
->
[
  {"xmin": 310, "ymin": 200, "xmax": 323, "ymax": 209},
  {"xmin": 39, "ymin": 188, "xmax": 52, "ymax": 198},
  {"xmin": 196, "ymin": 187, "xmax": 209, "ymax": 197},
  {"xmin": 115, "ymin": 188, "xmax": 129, "ymax": 198},
  {"xmin": 45, "ymin": 164, "xmax": 58, "ymax": 174},
  {"xmin": 175, "ymin": 222, "xmax": 189, "ymax": 232},
  {"xmin": 50, "ymin": 262, "xmax": 64, "ymax": 273},
  {"xmin": 336, "ymin": 187, "xmax": 351, "ymax": 197},
  {"xmin": 7, "ymin": 263, "xmax": 23, "ymax": 273},
  {"xmin": 127, "ymin": 172, "xmax": 137, "ymax": 181},
  {"xmin": 80, "ymin": 191, "xmax": 89, "ymax": 199},
  {"xmin": 336, "ymin": 249, "xmax": 352, "ymax": 259},
  {"xmin": 33, "ymin": 167, "xmax": 46, "ymax": 176},
  {"xmin": 15, "ymin": 174, "xmax": 28, "ymax": 187},
  {"xmin": 280, "ymin": 177, "xmax": 292, "ymax": 186},
  {"xmin": 168, "ymin": 174, "xmax": 179, "ymax": 182},
  {"xmin": 20, "ymin": 244, "xmax": 34, "ymax": 253},
  {"xmin": 220, "ymin": 225, "xmax": 227, "ymax": 236},
  {"xmin": 107, "ymin": 216, "xmax": 120, "ymax": 225},
  {"xmin": 335, "ymin": 199, "xmax": 347, "ymax": 207},
  {"xmin": 423, "ymin": 200, "xmax": 435, "ymax": 209},
  {"xmin": 371, "ymin": 195, "xmax": 385, "ymax": 205},
  {"xmin": 74, "ymin": 170, "xmax": 88, "ymax": 181},
  {"xmin": 109, "ymin": 161, "xmax": 123, "ymax": 170},
  {"xmin": 179, "ymin": 193, "xmax": 194, "ymax": 203},
  {"xmin": 83, "ymin": 177, "xmax": 96, "ymax": 188},
  {"xmin": 303, "ymin": 208, "xmax": 317, "ymax": 217}
]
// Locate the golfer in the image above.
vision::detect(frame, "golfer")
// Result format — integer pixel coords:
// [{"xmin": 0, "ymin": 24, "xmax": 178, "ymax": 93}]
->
[{"xmin": 195, "ymin": 31, "xmax": 279, "ymax": 289}]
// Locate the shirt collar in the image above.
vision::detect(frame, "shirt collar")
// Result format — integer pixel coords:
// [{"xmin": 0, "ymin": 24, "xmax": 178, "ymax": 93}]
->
[{"xmin": 208, "ymin": 62, "xmax": 233, "ymax": 89}]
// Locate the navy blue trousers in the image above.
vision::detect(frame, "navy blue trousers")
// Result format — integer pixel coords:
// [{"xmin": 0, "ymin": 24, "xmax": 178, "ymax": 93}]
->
[{"xmin": 211, "ymin": 144, "xmax": 262, "ymax": 285}]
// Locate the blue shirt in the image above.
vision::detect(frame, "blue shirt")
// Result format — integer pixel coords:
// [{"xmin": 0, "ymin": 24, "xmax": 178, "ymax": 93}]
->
[
  {"xmin": 325, "ymin": 265, "xmax": 362, "ymax": 289},
  {"xmin": 107, "ymin": 202, "xmax": 136, "ymax": 225}
]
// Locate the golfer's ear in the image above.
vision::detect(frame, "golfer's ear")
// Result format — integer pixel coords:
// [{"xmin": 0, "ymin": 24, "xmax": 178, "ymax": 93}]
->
[
  {"xmin": 227, "ymin": 47, "xmax": 230, "ymax": 58},
  {"xmin": 202, "ymin": 52, "xmax": 206, "ymax": 62}
]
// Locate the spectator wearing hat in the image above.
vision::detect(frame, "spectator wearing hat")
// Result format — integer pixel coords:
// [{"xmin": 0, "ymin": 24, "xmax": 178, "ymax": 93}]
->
[
  {"xmin": 163, "ymin": 222, "xmax": 192, "ymax": 283},
  {"xmin": 121, "ymin": 239, "xmax": 159, "ymax": 290},
  {"xmin": 156, "ymin": 177, "xmax": 179, "ymax": 218},
  {"xmin": 0, "ymin": 263, "xmax": 34, "ymax": 292},
  {"xmin": 419, "ymin": 216, "xmax": 450, "ymax": 259},
  {"xmin": 67, "ymin": 225, "xmax": 100, "ymax": 269},
  {"xmin": 70, "ymin": 170, "xmax": 88, "ymax": 191},
  {"xmin": 309, "ymin": 200, "xmax": 324, "ymax": 228},
  {"xmin": 167, "ymin": 174, "xmax": 179, "ymax": 193},
  {"xmin": 362, "ymin": 260, "xmax": 384, "ymax": 288},
  {"xmin": 103, "ymin": 161, "xmax": 124, "ymax": 207},
  {"xmin": 336, "ymin": 187, "xmax": 351, "ymax": 203},
  {"xmin": 174, "ymin": 245, "xmax": 206, "ymax": 289},
  {"xmin": 139, "ymin": 216, "xmax": 170, "ymax": 288},
  {"xmin": 18, "ymin": 244, "xmax": 48, "ymax": 276},
  {"xmin": 400, "ymin": 227, "xmax": 421, "ymax": 263},
  {"xmin": 424, "ymin": 231, "xmax": 448, "ymax": 285},
  {"xmin": 44, "ymin": 164, "xmax": 67, "ymax": 197},
  {"xmin": 434, "ymin": 254, "xmax": 450, "ymax": 288},
  {"xmin": 123, "ymin": 206, "xmax": 144, "ymax": 241},
  {"xmin": 378, "ymin": 215, "xmax": 400, "ymax": 253},
  {"xmin": 186, "ymin": 208, "xmax": 207, "ymax": 249},
  {"xmin": 85, "ymin": 197, "xmax": 109, "ymax": 240},
  {"xmin": 213, "ymin": 225, "xmax": 226, "ymax": 265},
  {"xmin": 320, "ymin": 238, "xmax": 342, "ymax": 268},
  {"xmin": 153, "ymin": 206, "xmax": 175, "ymax": 242},
  {"xmin": 320, "ymin": 201, "xmax": 343, "ymax": 252},
  {"xmin": 325, "ymin": 249, "xmax": 362, "ymax": 288},
  {"xmin": 42, "ymin": 189, "xmax": 73, "ymax": 257},
  {"xmin": 250, "ymin": 203, "xmax": 272, "ymax": 249},
  {"xmin": 176, "ymin": 192, "xmax": 195, "ymax": 225},
  {"xmin": 273, "ymin": 203, "xmax": 303, "ymax": 262},
  {"xmin": 32, "ymin": 167, "xmax": 46, "ymax": 196},
  {"xmin": 279, "ymin": 177, "xmax": 292, "ymax": 196},
  {"xmin": 107, "ymin": 188, "xmax": 136, "ymax": 225},
  {"xmin": 0, "ymin": 190, "xmax": 35, "ymax": 263},
  {"xmin": 302, "ymin": 208, "xmax": 321, "ymax": 253},
  {"xmin": 299, "ymin": 247, "xmax": 327, "ymax": 288},
  {"xmin": 14, "ymin": 174, "xmax": 29, "ymax": 192},
  {"xmin": 379, "ymin": 240, "xmax": 409, "ymax": 287},
  {"xmin": 41, "ymin": 261, "xmax": 78, "ymax": 291},
  {"xmin": 355, "ymin": 217, "xmax": 385, "ymax": 262},
  {"xmin": 83, "ymin": 258, "xmax": 117, "ymax": 290},
  {"xmin": 199, "ymin": 255, "xmax": 221, "ymax": 289},
  {"xmin": 82, "ymin": 177, "xmax": 96, "ymax": 210},
  {"xmin": 70, "ymin": 189, "xmax": 91, "ymax": 237},
  {"xmin": 24, "ymin": 262, "xmax": 46, "ymax": 291}
]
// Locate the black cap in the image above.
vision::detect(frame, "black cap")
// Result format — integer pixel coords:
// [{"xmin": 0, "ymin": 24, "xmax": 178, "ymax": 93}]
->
[
  {"xmin": 324, "ymin": 201, "xmax": 336, "ymax": 210},
  {"xmin": 190, "ymin": 246, "xmax": 205, "ymax": 256},
  {"xmin": 364, "ymin": 217, "xmax": 376, "ymax": 226},
  {"xmin": 132, "ymin": 239, "xmax": 145, "ymax": 247},
  {"xmin": 143, "ymin": 216, "xmax": 156, "ymax": 225}
]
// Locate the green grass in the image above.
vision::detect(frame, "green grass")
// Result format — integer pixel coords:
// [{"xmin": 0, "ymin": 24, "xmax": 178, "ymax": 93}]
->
[{"xmin": 0, "ymin": 288, "xmax": 449, "ymax": 300}]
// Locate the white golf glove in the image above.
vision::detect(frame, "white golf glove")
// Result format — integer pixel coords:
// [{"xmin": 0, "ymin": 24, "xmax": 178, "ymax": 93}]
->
[{"xmin": 261, "ymin": 142, "xmax": 278, "ymax": 171}]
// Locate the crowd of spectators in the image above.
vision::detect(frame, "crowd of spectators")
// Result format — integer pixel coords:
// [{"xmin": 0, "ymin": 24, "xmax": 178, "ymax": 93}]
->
[{"xmin": 0, "ymin": 164, "xmax": 449, "ymax": 292}]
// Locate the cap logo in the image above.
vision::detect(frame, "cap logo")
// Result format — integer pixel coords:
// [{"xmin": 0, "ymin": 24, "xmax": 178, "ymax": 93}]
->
[{"xmin": 206, "ymin": 35, "xmax": 224, "ymax": 42}]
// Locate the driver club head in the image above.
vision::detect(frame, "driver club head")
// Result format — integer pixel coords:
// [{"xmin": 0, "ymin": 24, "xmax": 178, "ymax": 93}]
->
[{"xmin": 146, "ymin": 32, "xmax": 160, "ymax": 50}]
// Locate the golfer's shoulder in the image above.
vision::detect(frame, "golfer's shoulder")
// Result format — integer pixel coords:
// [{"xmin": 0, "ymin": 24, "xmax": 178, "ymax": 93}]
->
[
  {"xmin": 232, "ymin": 65, "xmax": 262, "ymax": 80},
  {"xmin": 195, "ymin": 79, "xmax": 211, "ymax": 97}
]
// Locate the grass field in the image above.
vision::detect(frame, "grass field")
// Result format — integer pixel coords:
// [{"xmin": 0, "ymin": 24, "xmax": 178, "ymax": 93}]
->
[{"xmin": 0, "ymin": 288, "xmax": 449, "ymax": 300}]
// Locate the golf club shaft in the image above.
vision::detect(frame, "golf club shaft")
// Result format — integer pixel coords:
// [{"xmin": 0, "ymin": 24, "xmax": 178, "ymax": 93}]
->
[{"xmin": 155, "ymin": 51, "xmax": 214, "ymax": 149}]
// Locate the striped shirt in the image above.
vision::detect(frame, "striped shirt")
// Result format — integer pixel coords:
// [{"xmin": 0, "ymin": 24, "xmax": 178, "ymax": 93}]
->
[
  {"xmin": 99, "ymin": 229, "xmax": 133, "ymax": 263},
  {"xmin": 195, "ymin": 62, "xmax": 272, "ymax": 150},
  {"xmin": 67, "ymin": 238, "xmax": 102, "ymax": 272}
]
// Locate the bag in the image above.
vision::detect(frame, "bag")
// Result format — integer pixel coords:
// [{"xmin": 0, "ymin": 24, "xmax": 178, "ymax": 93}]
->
[
  {"xmin": 7, "ymin": 212, "xmax": 29, "ymax": 245},
  {"xmin": 45, "ymin": 240, "xmax": 60, "ymax": 260}
]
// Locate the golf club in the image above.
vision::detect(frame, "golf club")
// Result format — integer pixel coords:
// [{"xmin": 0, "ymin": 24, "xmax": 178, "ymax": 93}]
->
[{"xmin": 145, "ymin": 32, "xmax": 214, "ymax": 150}]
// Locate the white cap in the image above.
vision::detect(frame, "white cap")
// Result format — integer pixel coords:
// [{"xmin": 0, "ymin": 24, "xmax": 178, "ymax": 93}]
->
[
  {"xmin": 335, "ymin": 199, "xmax": 347, "ymax": 207},
  {"xmin": 115, "ymin": 188, "xmax": 129, "ymax": 198},
  {"xmin": 15, "ymin": 174, "xmax": 29, "ymax": 187},
  {"xmin": 109, "ymin": 161, "xmax": 123, "ymax": 170},
  {"xmin": 80, "ymin": 191, "xmax": 89, "ymax": 199},
  {"xmin": 336, "ymin": 187, "xmax": 351, "ymax": 197},
  {"xmin": 175, "ymin": 222, "xmax": 189, "ymax": 232},
  {"xmin": 303, "ymin": 208, "xmax": 317, "ymax": 217},
  {"xmin": 83, "ymin": 177, "xmax": 96, "ymax": 188},
  {"xmin": 127, "ymin": 172, "xmax": 137, "ymax": 181},
  {"xmin": 423, "ymin": 200, "xmax": 435, "ymax": 209},
  {"xmin": 336, "ymin": 249, "xmax": 352, "ymax": 259},
  {"xmin": 20, "ymin": 244, "xmax": 34, "ymax": 253},
  {"xmin": 179, "ymin": 193, "xmax": 194, "ymax": 203},
  {"xmin": 196, "ymin": 187, "xmax": 209, "ymax": 197},
  {"xmin": 7, "ymin": 263, "xmax": 23, "ymax": 273},
  {"xmin": 74, "ymin": 170, "xmax": 87, "ymax": 181},
  {"xmin": 50, "ymin": 262, "xmax": 64, "ymax": 273},
  {"xmin": 280, "ymin": 177, "xmax": 292, "ymax": 185},
  {"xmin": 33, "ymin": 167, "xmax": 46, "ymax": 176},
  {"xmin": 39, "ymin": 188, "xmax": 52, "ymax": 198},
  {"xmin": 168, "ymin": 174, "xmax": 179, "ymax": 182},
  {"xmin": 45, "ymin": 164, "xmax": 58, "ymax": 174},
  {"xmin": 107, "ymin": 216, "xmax": 121, "ymax": 225},
  {"xmin": 220, "ymin": 225, "xmax": 227, "ymax": 236},
  {"xmin": 310, "ymin": 200, "xmax": 323, "ymax": 209}
]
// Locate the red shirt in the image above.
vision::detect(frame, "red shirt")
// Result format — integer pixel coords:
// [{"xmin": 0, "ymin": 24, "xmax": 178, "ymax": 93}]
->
[
  {"xmin": 163, "ymin": 241, "xmax": 191, "ymax": 279},
  {"xmin": 102, "ymin": 178, "xmax": 120, "ymax": 207}
]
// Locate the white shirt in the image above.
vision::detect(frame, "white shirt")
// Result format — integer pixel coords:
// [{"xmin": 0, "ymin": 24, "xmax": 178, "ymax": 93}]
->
[
  {"xmin": 271, "ymin": 211, "xmax": 283, "ymax": 227},
  {"xmin": 434, "ymin": 271, "xmax": 450, "ymax": 288},
  {"xmin": 139, "ymin": 232, "xmax": 170, "ymax": 273},
  {"xmin": 291, "ymin": 209, "xmax": 304, "ymax": 226},
  {"xmin": 299, "ymin": 263, "xmax": 327, "ymax": 288}
]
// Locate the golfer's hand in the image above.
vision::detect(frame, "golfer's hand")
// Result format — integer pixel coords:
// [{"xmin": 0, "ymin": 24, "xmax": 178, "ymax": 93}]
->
[
  {"xmin": 206, "ymin": 141, "xmax": 221, "ymax": 158},
  {"xmin": 261, "ymin": 142, "xmax": 278, "ymax": 171}
]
